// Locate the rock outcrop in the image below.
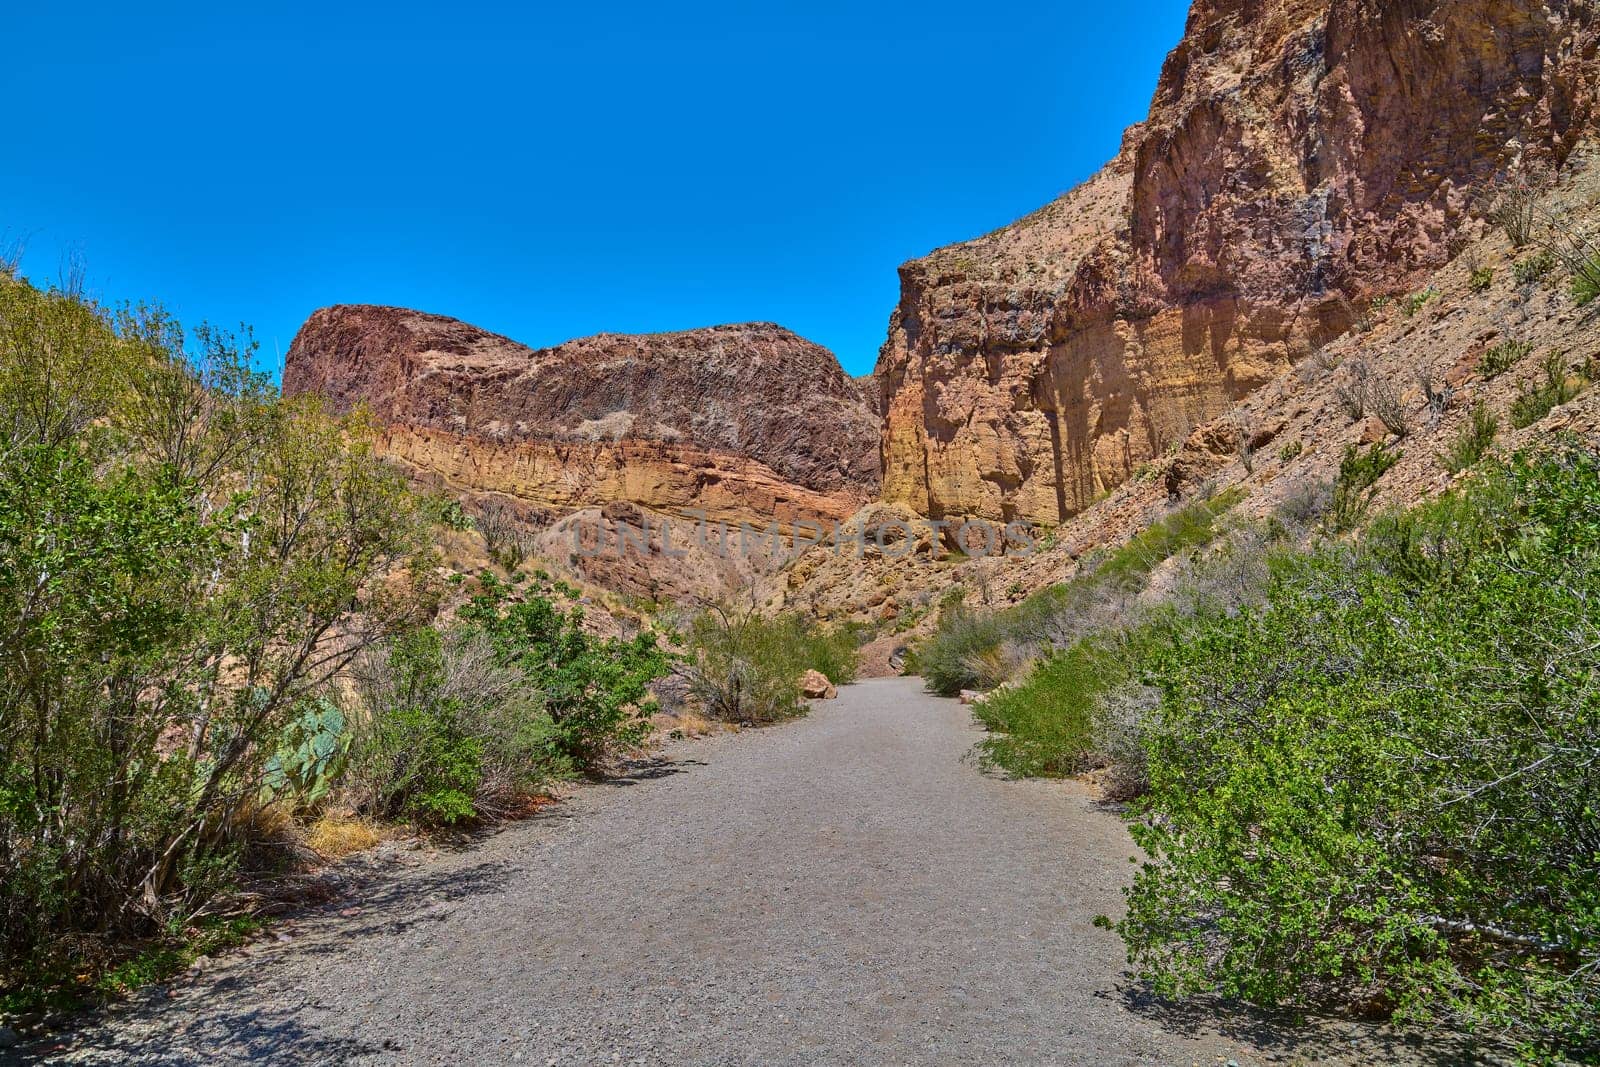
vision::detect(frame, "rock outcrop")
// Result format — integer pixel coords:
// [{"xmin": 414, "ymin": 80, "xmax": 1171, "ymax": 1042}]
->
[
  {"xmin": 284, "ymin": 307, "xmax": 880, "ymax": 528},
  {"xmin": 878, "ymin": 0, "xmax": 1600, "ymax": 524}
]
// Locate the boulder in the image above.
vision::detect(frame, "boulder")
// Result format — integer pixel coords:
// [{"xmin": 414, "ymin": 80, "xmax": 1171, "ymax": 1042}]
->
[{"xmin": 801, "ymin": 669, "xmax": 838, "ymax": 700}]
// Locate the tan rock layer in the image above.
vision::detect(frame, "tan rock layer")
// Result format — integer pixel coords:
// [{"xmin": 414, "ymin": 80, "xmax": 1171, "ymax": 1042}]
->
[
  {"xmin": 878, "ymin": 0, "xmax": 1600, "ymax": 525},
  {"xmin": 378, "ymin": 425, "xmax": 870, "ymax": 530}
]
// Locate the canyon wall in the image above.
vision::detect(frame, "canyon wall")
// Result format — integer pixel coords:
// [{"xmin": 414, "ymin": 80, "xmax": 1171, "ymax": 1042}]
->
[
  {"xmin": 879, "ymin": 0, "xmax": 1600, "ymax": 524},
  {"xmin": 283, "ymin": 307, "xmax": 880, "ymax": 528}
]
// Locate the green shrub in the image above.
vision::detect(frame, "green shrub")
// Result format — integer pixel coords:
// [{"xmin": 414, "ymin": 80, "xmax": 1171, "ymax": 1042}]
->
[
  {"xmin": 1401, "ymin": 287, "xmax": 1439, "ymax": 317},
  {"xmin": 0, "ymin": 276, "xmax": 435, "ymax": 1001},
  {"xmin": 459, "ymin": 575, "xmax": 670, "ymax": 769},
  {"xmin": 1509, "ymin": 352, "xmax": 1582, "ymax": 429},
  {"xmin": 1118, "ymin": 447, "xmax": 1600, "ymax": 1060},
  {"xmin": 685, "ymin": 609, "xmax": 848, "ymax": 723},
  {"xmin": 797, "ymin": 621, "xmax": 862, "ymax": 686},
  {"xmin": 1513, "ymin": 250, "xmax": 1557, "ymax": 285},
  {"xmin": 349, "ymin": 626, "xmax": 560, "ymax": 826},
  {"xmin": 1440, "ymin": 401, "xmax": 1499, "ymax": 474},
  {"xmin": 1480, "ymin": 339, "xmax": 1533, "ymax": 378},
  {"xmin": 972, "ymin": 637, "xmax": 1129, "ymax": 777},
  {"xmin": 1328, "ymin": 440, "xmax": 1400, "ymax": 532},
  {"xmin": 915, "ymin": 603, "xmax": 1008, "ymax": 697},
  {"xmin": 1469, "ymin": 266, "xmax": 1495, "ymax": 292}
]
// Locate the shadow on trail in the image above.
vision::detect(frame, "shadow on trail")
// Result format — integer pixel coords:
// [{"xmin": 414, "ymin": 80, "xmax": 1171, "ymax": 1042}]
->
[
  {"xmin": 1112, "ymin": 984, "xmax": 1495, "ymax": 1065},
  {"xmin": 605, "ymin": 755, "xmax": 707, "ymax": 787},
  {"xmin": 27, "ymin": 1003, "xmax": 384, "ymax": 1066},
  {"xmin": 33, "ymin": 861, "xmax": 514, "ymax": 1065}
]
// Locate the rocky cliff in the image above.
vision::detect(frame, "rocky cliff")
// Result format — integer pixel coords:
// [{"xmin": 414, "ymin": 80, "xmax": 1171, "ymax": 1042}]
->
[
  {"xmin": 879, "ymin": 0, "xmax": 1600, "ymax": 524},
  {"xmin": 283, "ymin": 307, "xmax": 880, "ymax": 528}
]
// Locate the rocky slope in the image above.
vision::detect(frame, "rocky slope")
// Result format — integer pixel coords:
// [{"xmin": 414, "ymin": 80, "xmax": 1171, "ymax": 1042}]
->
[
  {"xmin": 784, "ymin": 146, "xmax": 1600, "ymax": 633},
  {"xmin": 283, "ymin": 308, "xmax": 880, "ymax": 530},
  {"xmin": 878, "ymin": 0, "xmax": 1600, "ymax": 525}
]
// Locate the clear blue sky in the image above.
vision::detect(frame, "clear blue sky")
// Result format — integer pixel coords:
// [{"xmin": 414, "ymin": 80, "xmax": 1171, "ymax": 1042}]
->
[{"xmin": 2, "ymin": 1, "xmax": 1191, "ymax": 377}]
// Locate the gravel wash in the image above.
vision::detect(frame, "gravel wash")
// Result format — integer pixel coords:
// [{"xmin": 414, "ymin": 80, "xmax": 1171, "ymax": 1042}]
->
[{"xmin": 36, "ymin": 678, "xmax": 1463, "ymax": 1066}]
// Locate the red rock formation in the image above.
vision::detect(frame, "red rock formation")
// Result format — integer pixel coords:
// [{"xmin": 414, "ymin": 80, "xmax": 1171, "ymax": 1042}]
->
[
  {"xmin": 878, "ymin": 0, "xmax": 1600, "ymax": 524},
  {"xmin": 283, "ymin": 307, "xmax": 880, "ymax": 526}
]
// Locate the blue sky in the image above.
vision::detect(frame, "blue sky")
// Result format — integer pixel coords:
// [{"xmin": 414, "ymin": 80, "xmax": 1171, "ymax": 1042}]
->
[{"xmin": 2, "ymin": 1, "xmax": 1191, "ymax": 377}]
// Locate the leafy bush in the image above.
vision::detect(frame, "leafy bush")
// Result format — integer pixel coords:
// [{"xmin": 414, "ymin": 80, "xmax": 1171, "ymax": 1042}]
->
[
  {"xmin": 459, "ymin": 575, "xmax": 670, "ymax": 769},
  {"xmin": 972, "ymin": 637, "xmax": 1129, "ymax": 777},
  {"xmin": 349, "ymin": 626, "xmax": 559, "ymax": 826},
  {"xmin": 1509, "ymin": 352, "xmax": 1582, "ymax": 429},
  {"xmin": 684, "ymin": 609, "xmax": 858, "ymax": 723},
  {"xmin": 1328, "ymin": 441, "xmax": 1400, "ymax": 532},
  {"xmin": 1469, "ymin": 266, "xmax": 1495, "ymax": 292},
  {"xmin": 0, "ymin": 276, "xmax": 434, "ymax": 998},
  {"xmin": 1439, "ymin": 401, "xmax": 1498, "ymax": 474},
  {"xmin": 1480, "ymin": 339, "xmax": 1533, "ymax": 378},
  {"xmin": 1118, "ymin": 447, "xmax": 1600, "ymax": 1061},
  {"xmin": 915, "ymin": 603, "xmax": 1008, "ymax": 697},
  {"xmin": 798, "ymin": 621, "xmax": 862, "ymax": 686}
]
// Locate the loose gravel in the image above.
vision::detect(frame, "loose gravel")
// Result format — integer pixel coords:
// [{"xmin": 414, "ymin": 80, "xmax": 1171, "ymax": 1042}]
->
[{"xmin": 37, "ymin": 678, "xmax": 1468, "ymax": 1065}]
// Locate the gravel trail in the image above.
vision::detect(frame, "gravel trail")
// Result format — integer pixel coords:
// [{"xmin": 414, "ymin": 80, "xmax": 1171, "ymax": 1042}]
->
[{"xmin": 40, "ymin": 678, "xmax": 1461, "ymax": 1065}]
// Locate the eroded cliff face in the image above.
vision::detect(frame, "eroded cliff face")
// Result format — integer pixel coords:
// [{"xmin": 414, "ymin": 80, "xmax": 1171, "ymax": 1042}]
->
[
  {"xmin": 283, "ymin": 307, "xmax": 880, "ymax": 528},
  {"xmin": 879, "ymin": 0, "xmax": 1600, "ymax": 524}
]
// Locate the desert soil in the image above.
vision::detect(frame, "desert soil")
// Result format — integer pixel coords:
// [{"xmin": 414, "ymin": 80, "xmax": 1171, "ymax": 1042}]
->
[{"xmin": 38, "ymin": 679, "xmax": 1472, "ymax": 1066}]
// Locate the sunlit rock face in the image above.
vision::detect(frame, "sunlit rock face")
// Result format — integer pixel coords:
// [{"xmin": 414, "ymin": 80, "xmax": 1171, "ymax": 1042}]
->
[
  {"xmin": 877, "ymin": 0, "xmax": 1599, "ymax": 524},
  {"xmin": 283, "ymin": 306, "xmax": 881, "ymax": 529}
]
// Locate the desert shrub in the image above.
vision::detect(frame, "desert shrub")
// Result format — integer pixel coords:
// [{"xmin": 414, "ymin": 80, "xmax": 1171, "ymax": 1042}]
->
[
  {"xmin": 972, "ymin": 638, "xmax": 1128, "ymax": 777},
  {"xmin": 476, "ymin": 499, "xmax": 535, "ymax": 570},
  {"xmin": 916, "ymin": 491, "xmax": 1243, "ymax": 697},
  {"xmin": 1328, "ymin": 441, "xmax": 1400, "ymax": 532},
  {"xmin": 1333, "ymin": 358, "xmax": 1372, "ymax": 422},
  {"xmin": 684, "ymin": 608, "xmax": 853, "ymax": 723},
  {"xmin": 1440, "ymin": 401, "xmax": 1498, "ymax": 474},
  {"xmin": 1118, "ymin": 446, "xmax": 1600, "ymax": 1061},
  {"xmin": 348, "ymin": 626, "xmax": 559, "ymax": 826},
  {"xmin": 1510, "ymin": 351, "xmax": 1582, "ymax": 429},
  {"xmin": 1273, "ymin": 477, "xmax": 1332, "ymax": 531},
  {"xmin": 1513, "ymin": 250, "xmax": 1557, "ymax": 285},
  {"xmin": 975, "ymin": 523, "xmax": 1279, "ymax": 786},
  {"xmin": 1400, "ymin": 287, "xmax": 1438, "ymax": 317},
  {"xmin": 1469, "ymin": 266, "xmax": 1495, "ymax": 292},
  {"xmin": 422, "ymin": 493, "xmax": 475, "ymax": 531},
  {"xmin": 1571, "ymin": 249, "xmax": 1600, "ymax": 308},
  {"xmin": 1480, "ymin": 339, "xmax": 1533, "ymax": 378},
  {"xmin": 1368, "ymin": 373, "xmax": 1410, "ymax": 438},
  {"xmin": 458, "ymin": 575, "xmax": 670, "ymax": 768},
  {"xmin": 914, "ymin": 603, "xmax": 1006, "ymax": 697},
  {"xmin": 1489, "ymin": 174, "xmax": 1540, "ymax": 247},
  {"xmin": 0, "ymin": 276, "xmax": 434, "ymax": 1000},
  {"xmin": 798, "ymin": 621, "xmax": 862, "ymax": 686}
]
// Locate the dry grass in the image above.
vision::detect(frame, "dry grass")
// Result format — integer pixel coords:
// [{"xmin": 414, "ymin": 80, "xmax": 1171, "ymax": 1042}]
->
[
  {"xmin": 305, "ymin": 815, "xmax": 384, "ymax": 859},
  {"xmin": 656, "ymin": 709, "xmax": 727, "ymax": 739}
]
